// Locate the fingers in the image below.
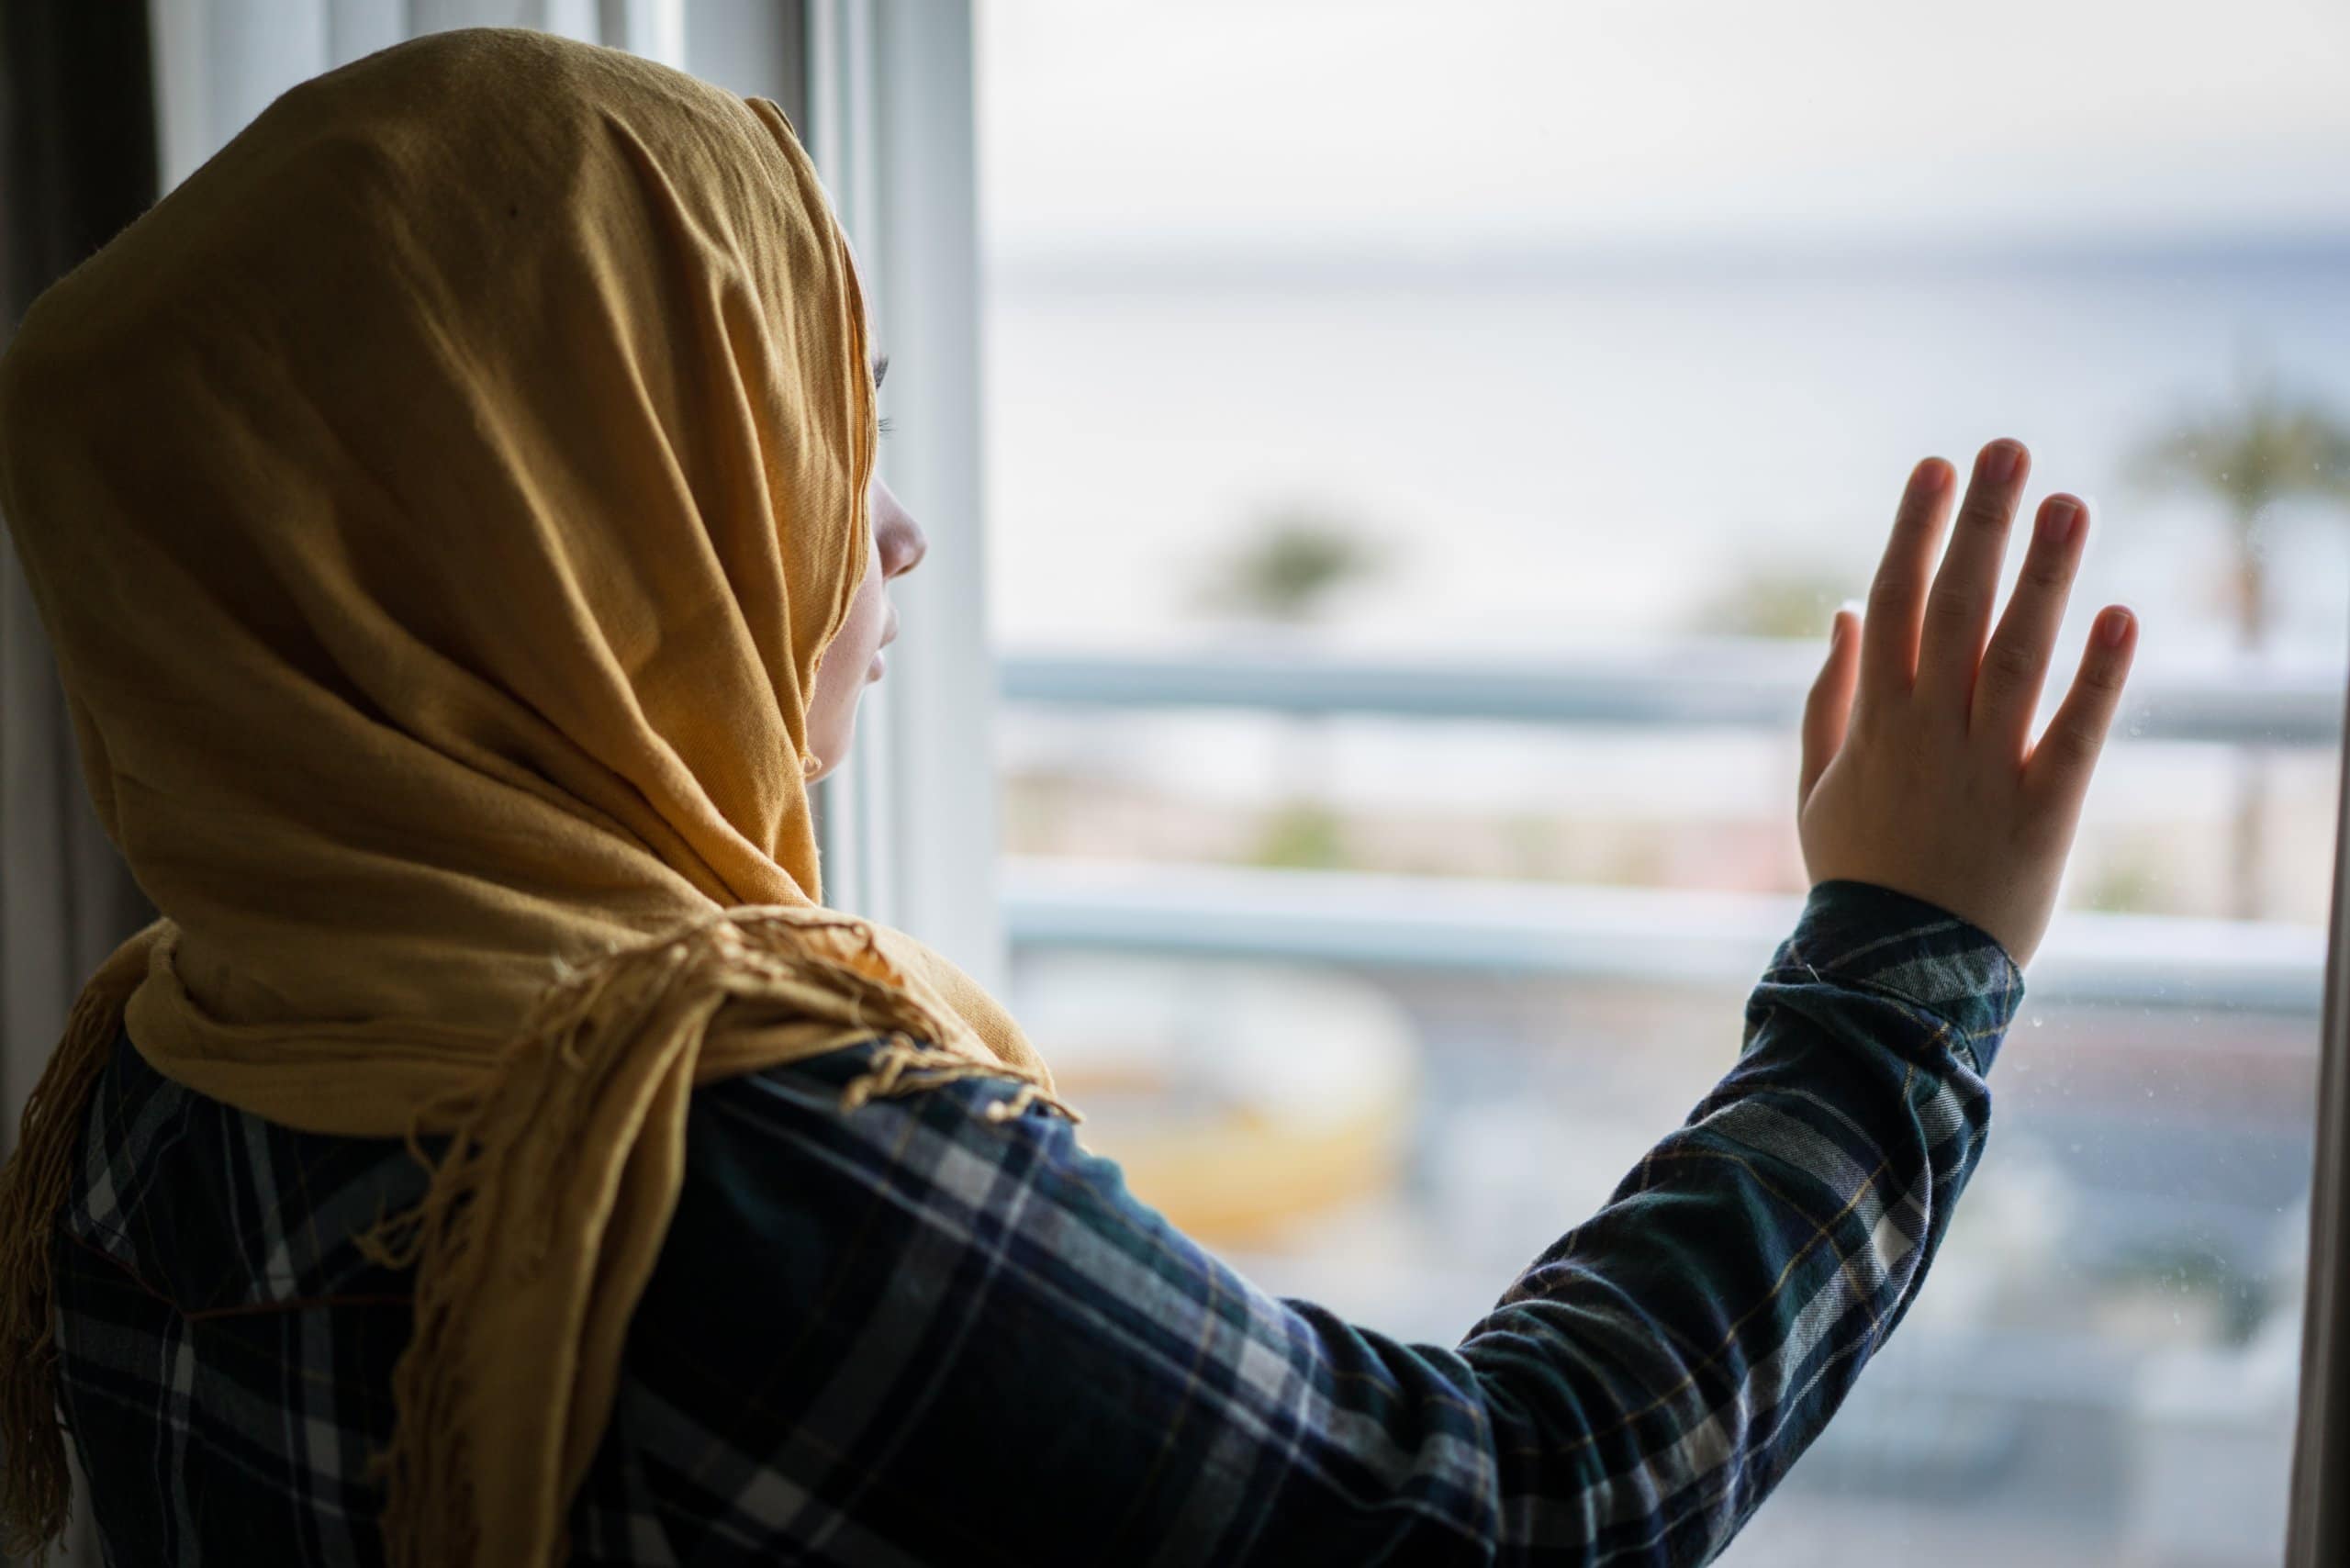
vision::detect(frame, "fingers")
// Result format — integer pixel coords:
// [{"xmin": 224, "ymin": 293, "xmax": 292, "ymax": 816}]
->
[
  {"xmin": 1802, "ymin": 608, "xmax": 1861, "ymax": 803},
  {"xmin": 1970, "ymin": 493, "xmax": 2088, "ymax": 751},
  {"xmin": 1860, "ymin": 457, "xmax": 1956, "ymax": 703},
  {"xmin": 1917, "ymin": 439, "xmax": 2032, "ymax": 707},
  {"xmin": 2027, "ymin": 607, "xmax": 2138, "ymax": 812}
]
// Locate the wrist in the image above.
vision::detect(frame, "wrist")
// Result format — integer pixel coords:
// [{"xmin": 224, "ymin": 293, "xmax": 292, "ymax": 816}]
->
[{"xmin": 1782, "ymin": 879, "xmax": 2026, "ymax": 1072}]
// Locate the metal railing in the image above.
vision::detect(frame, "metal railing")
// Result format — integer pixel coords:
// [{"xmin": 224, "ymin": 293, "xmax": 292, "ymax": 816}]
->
[
  {"xmin": 995, "ymin": 644, "xmax": 2344, "ymax": 1013},
  {"xmin": 1000, "ymin": 643, "xmax": 2346, "ymax": 747}
]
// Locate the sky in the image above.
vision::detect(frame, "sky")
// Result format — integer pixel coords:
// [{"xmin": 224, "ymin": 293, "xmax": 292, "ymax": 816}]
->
[{"xmin": 975, "ymin": 0, "xmax": 2350, "ymax": 262}]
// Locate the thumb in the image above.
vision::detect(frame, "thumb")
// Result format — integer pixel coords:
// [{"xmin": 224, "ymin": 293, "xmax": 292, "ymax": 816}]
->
[{"xmin": 1801, "ymin": 608, "xmax": 1861, "ymax": 804}]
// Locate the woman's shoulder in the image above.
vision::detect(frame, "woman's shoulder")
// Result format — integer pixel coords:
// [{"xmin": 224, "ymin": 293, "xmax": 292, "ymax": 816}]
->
[
  {"xmin": 673, "ymin": 1036, "xmax": 1085, "ymax": 1248},
  {"xmin": 63, "ymin": 1026, "xmax": 430, "ymax": 1315},
  {"xmin": 642, "ymin": 1037, "xmax": 1110, "ymax": 1339}
]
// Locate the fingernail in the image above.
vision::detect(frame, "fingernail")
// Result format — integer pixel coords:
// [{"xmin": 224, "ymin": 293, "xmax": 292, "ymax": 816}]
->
[
  {"xmin": 2040, "ymin": 498, "xmax": 2079, "ymax": 543},
  {"xmin": 1983, "ymin": 441, "xmax": 2022, "ymax": 484},
  {"xmin": 2100, "ymin": 608, "xmax": 2132, "ymax": 646},
  {"xmin": 1829, "ymin": 612, "xmax": 1845, "ymax": 644},
  {"xmin": 1916, "ymin": 458, "xmax": 1950, "ymax": 494}
]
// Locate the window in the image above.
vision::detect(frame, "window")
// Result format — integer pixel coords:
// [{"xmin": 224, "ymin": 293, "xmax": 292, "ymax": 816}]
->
[
  {"xmin": 128, "ymin": 4, "xmax": 2350, "ymax": 1560},
  {"xmin": 973, "ymin": 5, "xmax": 2350, "ymax": 1564}
]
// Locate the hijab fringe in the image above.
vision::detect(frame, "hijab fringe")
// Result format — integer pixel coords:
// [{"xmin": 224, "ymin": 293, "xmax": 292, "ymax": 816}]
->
[
  {"xmin": 0, "ymin": 928, "xmax": 160, "ymax": 1564},
  {"xmin": 0, "ymin": 912, "xmax": 1065, "ymax": 1568},
  {"xmin": 351, "ymin": 908, "xmax": 1064, "ymax": 1568}
]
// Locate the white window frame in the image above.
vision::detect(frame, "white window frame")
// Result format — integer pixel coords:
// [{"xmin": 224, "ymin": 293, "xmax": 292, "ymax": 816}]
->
[{"xmin": 801, "ymin": 0, "xmax": 1007, "ymax": 992}]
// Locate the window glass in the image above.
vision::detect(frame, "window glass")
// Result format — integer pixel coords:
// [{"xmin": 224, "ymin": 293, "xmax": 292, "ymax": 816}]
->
[{"xmin": 978, "ymin": 5, "xmax": 2350, "ymax": 1562}]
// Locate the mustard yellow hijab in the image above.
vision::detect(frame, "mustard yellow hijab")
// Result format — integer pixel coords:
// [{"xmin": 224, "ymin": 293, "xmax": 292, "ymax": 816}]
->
[{"xmin": 0, "ymin": 28, "xmax": 1059, "ymax": 1566}]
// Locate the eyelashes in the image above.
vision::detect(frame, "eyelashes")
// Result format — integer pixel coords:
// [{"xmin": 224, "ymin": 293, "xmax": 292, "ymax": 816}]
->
[{"xmin": 877, "ymin": 416, "xmax": 896, "ymax": 440}]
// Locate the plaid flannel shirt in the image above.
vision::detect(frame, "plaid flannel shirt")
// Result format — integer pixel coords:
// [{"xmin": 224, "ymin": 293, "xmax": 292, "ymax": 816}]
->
[{"xmin": 49, "ymin": 879, "xmax": 2019, "ymax": 1566}]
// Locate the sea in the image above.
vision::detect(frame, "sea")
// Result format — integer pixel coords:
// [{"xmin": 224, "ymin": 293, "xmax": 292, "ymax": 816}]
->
[{"xmin": 982, "ymin": 239, "xmax": 2350, "ymax": 662}]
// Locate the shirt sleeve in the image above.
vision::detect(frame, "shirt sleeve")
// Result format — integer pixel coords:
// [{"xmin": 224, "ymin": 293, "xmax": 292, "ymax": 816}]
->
[{"xmin": 613, "ymin": 879, "xmax": 2020, "ymax": 1568}]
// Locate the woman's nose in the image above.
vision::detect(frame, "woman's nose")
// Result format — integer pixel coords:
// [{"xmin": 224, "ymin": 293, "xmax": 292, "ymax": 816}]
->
[
  {"xmin": 884, "ymin": 520, "xmax": 928, "ymax": 579},
  {"xmin": 874, "ymin": 482, "xmax": 929, "ymax": 579}
]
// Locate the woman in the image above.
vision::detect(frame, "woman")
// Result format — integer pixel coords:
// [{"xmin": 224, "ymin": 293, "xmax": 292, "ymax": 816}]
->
[{"xmin": 0, "ymin": 28, "xmax": 2135, "ymax": 1568}]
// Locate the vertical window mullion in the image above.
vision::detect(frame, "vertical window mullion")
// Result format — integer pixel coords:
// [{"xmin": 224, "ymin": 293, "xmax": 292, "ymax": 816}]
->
[
  {"xmin": 2289, "ymin": 672, "xmax": 2350, "ymax": 1565},
  {"xmin": 802, "ymin": 0, "xmax": 1004, "ymax": 988}
]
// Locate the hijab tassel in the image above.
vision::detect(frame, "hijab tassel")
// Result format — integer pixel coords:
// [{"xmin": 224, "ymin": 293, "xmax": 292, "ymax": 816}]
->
[{"xmin": 0, "ymin": 929, "xmax": 160, "ymax": 1563}]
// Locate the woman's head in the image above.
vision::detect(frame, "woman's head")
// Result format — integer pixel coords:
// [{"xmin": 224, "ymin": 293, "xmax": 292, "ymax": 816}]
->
[{"xmin": 0, "ymin": 28, "xmax": 893, "ymax": 1025}]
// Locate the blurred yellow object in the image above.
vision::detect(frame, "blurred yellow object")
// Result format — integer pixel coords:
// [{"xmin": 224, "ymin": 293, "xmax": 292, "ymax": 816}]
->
[{"xmin": 1015, "ymin": 955, "xmax": 1420, "ymax": 1249}]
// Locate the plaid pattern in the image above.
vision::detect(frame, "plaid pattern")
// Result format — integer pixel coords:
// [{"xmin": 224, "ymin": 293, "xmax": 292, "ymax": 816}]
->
[{"xmin": 50, "ymin": 879, "xmax": 2018, "ymax": 1566}]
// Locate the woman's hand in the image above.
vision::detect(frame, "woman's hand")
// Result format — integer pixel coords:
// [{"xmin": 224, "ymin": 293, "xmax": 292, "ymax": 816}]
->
[{"xmin": 1798, "ymin": 439, "xmax": 2138, "ymax": 969}]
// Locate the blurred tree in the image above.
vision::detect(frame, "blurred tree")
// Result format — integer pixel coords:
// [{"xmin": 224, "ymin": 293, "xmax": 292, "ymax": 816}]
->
[
  {"xmin": 2135, "ymin": 373, "xmax": 2350, "ymax": 649},
  {"xmin": 2079, "ymin": 842, "xmax": 2173, "ymax": 917},
  {"xmin": 1201, "ymin": 505, "xmax": 1384, "ymax": 622},
  {"xmin": 2133, "ymin": 369, "xmax": 2350, "ymax": 919},
  {"xmin": 1248, "ymin": 801, "xmax": 1350, "ymax": 871},
  {"xmin": 1203, "ymin": 506, "xmax": 1387, "ymax": 868},
  {"xmin": 1694, "ymin": 562, "xmax": 1852, "ymax": 638}
]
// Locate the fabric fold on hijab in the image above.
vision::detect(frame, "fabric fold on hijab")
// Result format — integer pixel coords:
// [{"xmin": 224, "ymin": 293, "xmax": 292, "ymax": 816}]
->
[{"xmin": 0, "ymin": 28, "xmax": 1058, "ymax": 1568}]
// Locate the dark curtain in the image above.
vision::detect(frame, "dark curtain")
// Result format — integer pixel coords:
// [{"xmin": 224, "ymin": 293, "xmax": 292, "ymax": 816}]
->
[
  {"xmin": 1, "ymin": 16, "xmax": 161, "ymax": 1561},
  {"xmin": 0, "ymin": 0, "xmax": 158, "ymax": 1198}
]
